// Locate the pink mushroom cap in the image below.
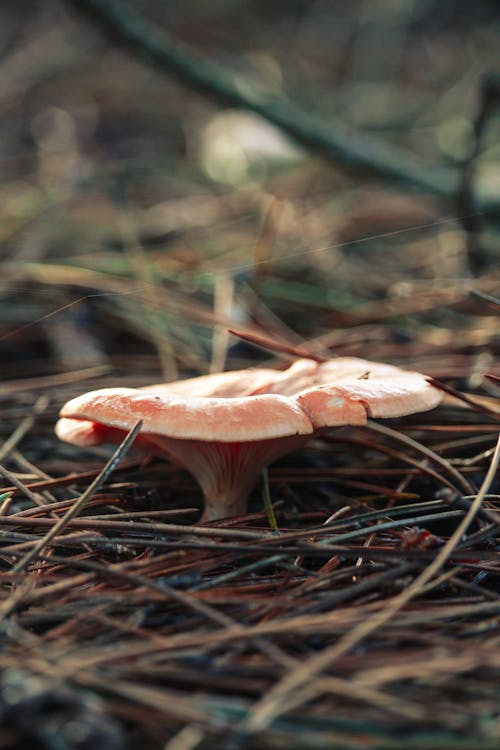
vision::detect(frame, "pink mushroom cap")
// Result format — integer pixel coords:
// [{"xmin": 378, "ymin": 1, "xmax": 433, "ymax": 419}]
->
[{"xmin": 56, "ymin": 357, "xmax": 443, "ymax": 520}]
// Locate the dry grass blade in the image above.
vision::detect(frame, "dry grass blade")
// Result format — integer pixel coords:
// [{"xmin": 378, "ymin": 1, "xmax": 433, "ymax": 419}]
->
[
  {"xmin": 242, "ymin": 434, "xmax": 500, "ymax": 732},
  {"xmin": 0, "ymin": 463, "xmax": 52, "ymax": 511},
  {"xmin": 228, "ymin": 327, "xmax": 327, "ymax": 362},
  {"xmin": 469, "ymin": 289, "xmax": 500, "ymax": 308},
  {"xmin": 0, "ymin": 458, "xmax": 145, "ymax": 495},
  {"xmin": 0, "ymin": 395, "xmax": 50, "ymax": 462},
  {"xmin": 0, "ymin": 366, "xmax": 110, "ymax": 395},
  {"xmin": 8, "ymin": 420, "xmax": 143, "ymax": 575},
  {"xmin": 427, "ymin": 377, "xmax": 500, "ymax": 418},
  {"xmin": 365, "ymin": 420, "xmax": 476, "ymax": 495}
]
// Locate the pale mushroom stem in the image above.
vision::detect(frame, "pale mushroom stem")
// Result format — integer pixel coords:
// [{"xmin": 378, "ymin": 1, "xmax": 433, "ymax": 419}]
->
[
  {"xmin": 200, "ymin": 487, "xmax": 253, "ymax": 523},
  {"xmin": 145, "ymin": 434, "xmax": 310, "ymax": 521}
]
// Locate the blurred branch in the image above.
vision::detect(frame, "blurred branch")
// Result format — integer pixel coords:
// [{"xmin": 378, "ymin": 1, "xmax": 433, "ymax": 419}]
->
[
  {"xmin": 456, "ymin": 74, "xmax": 500, "ymax": 272},
  {"xmin": 63, "ymin": 0, "xmax": 462, "ymax": 200}
]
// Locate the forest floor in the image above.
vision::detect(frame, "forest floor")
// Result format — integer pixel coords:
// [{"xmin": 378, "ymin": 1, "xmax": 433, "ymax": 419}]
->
[{"xmin": 0, "ymin": 1, "xmax": 499, "ymax": 748}]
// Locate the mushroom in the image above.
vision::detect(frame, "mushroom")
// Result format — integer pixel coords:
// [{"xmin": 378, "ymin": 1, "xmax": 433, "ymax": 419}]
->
[{"xmin": 56, "ymin": 358, "xmax": 443, "ymax": 520}]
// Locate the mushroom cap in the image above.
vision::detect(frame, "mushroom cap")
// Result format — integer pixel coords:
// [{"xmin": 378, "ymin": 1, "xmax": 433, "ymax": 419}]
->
[
  {"xmin": 56, "ymin": 357, "xmax": 442, "ymax": 520},
  {"xmin": 58, "ymin": 388, "xmax": 313, "ymax": 442},
  {"xmin": 296, "ymin": 372, "xmax": 442, "ymax": 427},
  {"xmin": 143, "ymin": 367, "xmax": 279, "ymax": 398},
  {"xmin": 57, "ymin": 357, "xmax": 442, "ymax": 446},
  {"xmin": 55, "ymin": 417, "xmax": 112, "ymax": 447}
]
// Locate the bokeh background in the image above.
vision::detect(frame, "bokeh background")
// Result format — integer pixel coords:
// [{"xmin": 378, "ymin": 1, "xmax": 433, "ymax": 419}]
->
[{"xmin": 1, "ymin": 0, "xmax": 499, "ymax": 385}]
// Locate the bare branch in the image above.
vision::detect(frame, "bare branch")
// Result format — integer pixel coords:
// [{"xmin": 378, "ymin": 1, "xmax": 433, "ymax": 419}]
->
[{"xmin": 64, "ymin": 0, "xmax": 460, "ymax": 199}]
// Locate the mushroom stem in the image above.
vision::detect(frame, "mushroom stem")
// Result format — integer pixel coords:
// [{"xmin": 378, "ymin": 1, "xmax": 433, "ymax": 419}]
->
[
  {"xmin": 201, "ymin": 489, "xmax": 250, "ymax": 522},
  {"xmin": 145, "ymin": 434, "xmax": 309, "ymax": 521}
]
